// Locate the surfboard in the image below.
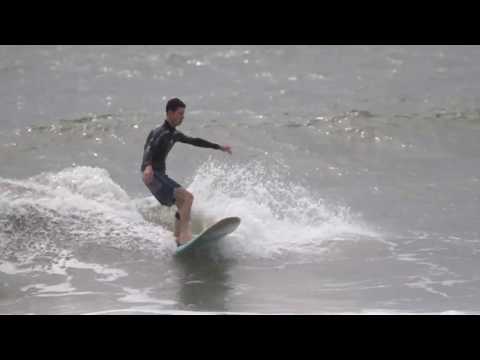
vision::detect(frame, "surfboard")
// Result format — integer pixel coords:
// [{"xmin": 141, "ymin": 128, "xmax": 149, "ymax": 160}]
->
[{"xmin": 175, "ymin": 217, "xmax": 241, "ymax": 256}]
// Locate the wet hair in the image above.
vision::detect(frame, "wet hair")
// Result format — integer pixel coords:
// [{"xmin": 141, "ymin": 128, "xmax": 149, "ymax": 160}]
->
[{"xmin": 166, "ymin": 98, "xmax": 186, "ymax": 113}]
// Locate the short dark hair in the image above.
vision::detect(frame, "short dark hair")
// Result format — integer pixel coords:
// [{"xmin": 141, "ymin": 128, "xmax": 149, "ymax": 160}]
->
[{"xmin": 166, "ymin": 98, "xmax": 186, "ymax": 113}]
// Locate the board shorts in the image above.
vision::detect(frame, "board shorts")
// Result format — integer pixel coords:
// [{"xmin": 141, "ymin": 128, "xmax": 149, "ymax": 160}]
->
[{"xmin": 145, "ymin": 171, "xmax": 182, "ymax": 207}]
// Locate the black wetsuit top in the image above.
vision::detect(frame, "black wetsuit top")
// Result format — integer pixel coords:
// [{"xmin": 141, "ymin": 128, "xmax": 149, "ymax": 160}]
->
[{"xmin": 141, "ymin": 120, "xmax": 221, "ymax": 174}]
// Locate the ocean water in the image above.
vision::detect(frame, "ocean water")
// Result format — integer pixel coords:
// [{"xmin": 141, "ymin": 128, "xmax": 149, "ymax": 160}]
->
[{"xmin": 1, "ymin": 45, "xmax": 480, "ymax": 314}]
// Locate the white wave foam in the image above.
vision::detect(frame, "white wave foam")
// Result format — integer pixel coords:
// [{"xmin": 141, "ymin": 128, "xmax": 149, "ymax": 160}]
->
[
  {"xmin": 1, "ymin": 162, "xmax": 378, "ymax": 263},
  {"xmin": 83, "ymin": 308, "xmax": 262, "ymax": 315},
  {"xmin": 117, "ymin": 287, "xmax": 177, "ymax": 305},
  {"xmin": 83, "ymin": 308, "xmax": 471, "ymax": 315},
  {"xmin": 0, "ymin": 166, "xmax": 174, "ymax": 262},
  {"xmin": 185, "ymin": 159, "xmax": 378, "ymax": 258}
]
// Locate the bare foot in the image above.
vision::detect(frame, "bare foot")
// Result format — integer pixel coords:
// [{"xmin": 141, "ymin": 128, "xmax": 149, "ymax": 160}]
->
[{"xmin": 177, "ymin": 232, "xmax": 192, "ymax": 246}]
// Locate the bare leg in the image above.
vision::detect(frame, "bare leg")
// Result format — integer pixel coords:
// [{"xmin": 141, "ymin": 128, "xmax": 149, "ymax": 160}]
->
[
  {"xmin": 177, "ymin": 204, "xmax": 192, "ymax": 244},
  {"xmin": 172, "ymin": 196, "xmax": 183, "ymax": 245},
  {"xmin": 174, "ymin": 212, "xmax": 181, "ymax": 240},
  {"xmin": 174, "ymin": 188, "xmax": 194, "ymax": 245}
]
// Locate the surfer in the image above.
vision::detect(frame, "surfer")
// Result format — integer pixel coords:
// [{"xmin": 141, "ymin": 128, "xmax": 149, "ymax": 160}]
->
[{"xmin": 141, "ymin": 98, "xmax": 232, "ymax": 246}]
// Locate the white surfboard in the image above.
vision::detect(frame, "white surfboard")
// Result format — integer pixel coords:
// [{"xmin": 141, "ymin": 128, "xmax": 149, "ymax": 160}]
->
[{"xmin": 174, "ymin": 217, "xmax": 241, "ymax": 256}]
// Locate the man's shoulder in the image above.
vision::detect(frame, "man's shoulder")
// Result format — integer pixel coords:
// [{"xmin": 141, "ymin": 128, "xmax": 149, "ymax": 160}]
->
[
  {"xmin": 172, "ymin": 129, "xmax": 186, "ymax": 140},
  {"xmin": 151, "ymin": 123, "xmax": 170, "ymax": 136}
]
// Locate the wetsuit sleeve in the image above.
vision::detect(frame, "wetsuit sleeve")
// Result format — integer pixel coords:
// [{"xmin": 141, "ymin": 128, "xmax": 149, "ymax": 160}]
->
[
  {"xmin": 175, "ymin": 132, "xmax": 221, "ymax": 150},
  {"xmin": 141, "ymin": 130, "xmax": 155, "ymax": 171}
]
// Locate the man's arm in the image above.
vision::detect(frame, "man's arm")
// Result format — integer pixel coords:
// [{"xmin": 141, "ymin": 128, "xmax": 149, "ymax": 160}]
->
[
  {"xmin": 176, "ymin": 131, "xmax": 232, "ymax": 155},
  {"xmin": 141, "ymin": 130, "xmax": 155, "ymax": 171},
  {"xmin": 176, "ymin": 132, "xmax": 232, "ymax": 154},
  {"xmin": 141, "ymin": 130, "xmax": 155, "ymax": 184},
  {"xmin": 175, "ymin": 132, "xmax": 221, "ymax": 150}
]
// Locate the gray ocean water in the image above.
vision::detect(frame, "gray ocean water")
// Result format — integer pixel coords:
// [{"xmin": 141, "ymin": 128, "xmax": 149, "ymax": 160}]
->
[{"xmin": 1, "ymin": 45, "xmax": 480, "ymax": 314}]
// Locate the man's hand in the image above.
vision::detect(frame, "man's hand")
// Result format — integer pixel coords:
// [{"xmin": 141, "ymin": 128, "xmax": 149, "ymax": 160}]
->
[
  {"xmin": 143, "ymin": 165, "xmax": 154, "ymax": 185},
  {"xmin": 220, "ymin": 145, "xmax": 232, "ymax": 155}
]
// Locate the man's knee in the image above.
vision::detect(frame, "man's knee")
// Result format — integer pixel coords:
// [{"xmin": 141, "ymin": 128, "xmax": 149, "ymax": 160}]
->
[
  {"xmin": 182, "ymin": 192, "xmax": 193, "ymax": 206},
  {"xmin": 175, "ymin": 188, "xmax": 194, "ymax": 205}
]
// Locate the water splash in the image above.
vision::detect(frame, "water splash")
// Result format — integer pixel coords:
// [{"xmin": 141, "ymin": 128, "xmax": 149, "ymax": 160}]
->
[
  {"xmin": 0, "ymin": 166, "xmax": 172, "ymax": 269},
  {"xmin": 1, "ymin": 162, "xmax": 378, "ymax": 268},
  {"xmin": 186, "ymin": 159, "xmax": 378, "ymax": 258}
]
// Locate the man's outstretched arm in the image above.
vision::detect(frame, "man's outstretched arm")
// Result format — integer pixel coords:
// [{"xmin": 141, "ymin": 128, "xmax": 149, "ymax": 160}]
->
[{"xmin": 176, "ymin": 132, "xmax": 232, "ymax": 154}]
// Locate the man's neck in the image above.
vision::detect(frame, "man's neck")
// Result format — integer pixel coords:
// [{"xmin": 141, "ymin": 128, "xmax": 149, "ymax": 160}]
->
[{"xmin": 165, "ymin": 118, "xmax": 176, "ymax": 128}]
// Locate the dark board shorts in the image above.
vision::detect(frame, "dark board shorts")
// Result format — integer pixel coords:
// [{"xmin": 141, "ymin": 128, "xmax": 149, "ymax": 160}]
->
[{"xmin": 145, "ymin": 171, "xmax": 182, "ymax": 207}]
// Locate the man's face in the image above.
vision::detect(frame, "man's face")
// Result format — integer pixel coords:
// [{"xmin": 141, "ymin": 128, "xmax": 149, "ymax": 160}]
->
[{"xmin": 168, "ymin": 107, "xmax": 185, "ymax": 126}]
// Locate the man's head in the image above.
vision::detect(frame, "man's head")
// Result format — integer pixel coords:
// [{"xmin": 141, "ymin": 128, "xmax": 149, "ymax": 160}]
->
[{"xmin": 166, "ymin": 98, "xmax": 186, "ymax": 127}]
